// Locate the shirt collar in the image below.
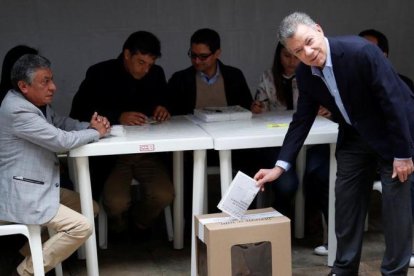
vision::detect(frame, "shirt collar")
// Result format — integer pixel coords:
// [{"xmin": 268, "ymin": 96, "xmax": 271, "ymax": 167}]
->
[
  {"xmin": 199, "ymin": 63, "xmax": 221, "ymax": 85},
  {"xmin": 311, "ymin": 37, "xmax": 332, "ymax": 76}
]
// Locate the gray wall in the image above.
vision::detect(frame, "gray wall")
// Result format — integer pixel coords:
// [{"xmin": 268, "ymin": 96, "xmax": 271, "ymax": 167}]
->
[{"xmin": 1, "ymin": 0, "xmax": 413, "ymax": 115}]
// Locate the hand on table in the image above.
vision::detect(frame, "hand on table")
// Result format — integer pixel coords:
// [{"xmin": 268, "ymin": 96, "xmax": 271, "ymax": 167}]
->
[
  {"xmin": 250, "ymin": 100, "xmax": 266, "ymax": 114},
  {"xmin": 153, "ymin": 105, "xmax": 171, "ymax": 122},
  {"xmin": 318, "ymin": 106, "xmax": 331, "ymax": 119},
  {"xmin": 89, "ymin": 112, "xmax": 111, "ymax": 137},
  {"xmin": 119, "ymin": 112, "xmax": 148, "ymax": 126}
]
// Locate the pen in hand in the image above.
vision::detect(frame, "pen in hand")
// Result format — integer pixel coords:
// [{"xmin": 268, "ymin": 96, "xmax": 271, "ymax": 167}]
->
[
  {"xmin": 203, "ymin": 108, "xmax": 223, "ymax": 113},
  {"xmin": 254, "ymin": 92, "xmax": 269, "ymax": 103},
  {"xmin": 251, "ymin": 94, "xmax": 269, "ymax": 113}
]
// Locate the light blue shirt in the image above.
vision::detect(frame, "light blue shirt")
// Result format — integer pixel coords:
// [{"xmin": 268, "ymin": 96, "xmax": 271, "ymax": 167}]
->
[
  {"xmin": 198, "ymin": 64, "xmax": 220, "ymax": 85},
  {"xmin": 311, "ymin": 38, "xmax": 351, "ymax": 125}
]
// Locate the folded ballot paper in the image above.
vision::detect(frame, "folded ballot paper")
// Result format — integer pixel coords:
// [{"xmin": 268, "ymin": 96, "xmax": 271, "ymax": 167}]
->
[
  {"xmin": 194, "ymin": 105, "xmax": 252, "ymax": 122},
  {"xmin": 109, "ymin": 125, "xmax": 126, "ymax": 137},
  {"xmin": 217, "ymin": 171, "xmax": 260, "ymax": 220}
]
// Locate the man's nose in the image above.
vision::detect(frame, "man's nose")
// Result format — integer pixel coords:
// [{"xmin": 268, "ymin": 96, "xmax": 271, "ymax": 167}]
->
[
  {"xmin": 143, "ymin": 63, "xmax": 152, "ymax": 73},
  {"xmin": 304, "ymin": 46, "xmax": 313, "ymax": 56},
  {"xmin": 49, "ymin": 80, "xmax": 57, "ymax": 91},
  {"xmin": 193, "ymin": 58, "xmax": 202, "ymax": 64}
]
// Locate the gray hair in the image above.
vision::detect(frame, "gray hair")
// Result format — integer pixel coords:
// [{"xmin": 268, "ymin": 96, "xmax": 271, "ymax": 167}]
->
[
  {"xmin": 278, "ymin": 12, "xmax": 317, "ymax": 46},
  {"xmin": 11, "ymin": 54, "xmax": 51, "ymax": 91}
]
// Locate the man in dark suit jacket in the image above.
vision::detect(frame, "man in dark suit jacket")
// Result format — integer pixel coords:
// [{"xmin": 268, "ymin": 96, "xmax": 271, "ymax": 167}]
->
[
  {"xmin": 167, "ymin": 28, "xmax": 254, "ymax": 230},
  {"xmin": 167, "ymin": 28, "xmax": 252, "ymax": 115},
  {"xmin": 359, "ymin": 28, "xmax": 414, "ymax": 92},
  {"xmin": 255, "ymin": 12, "xmax": 414, "ymax": 275},
  {"xmin": 70, "ymin": 31, "xmax": 174, "ymax": 236}
]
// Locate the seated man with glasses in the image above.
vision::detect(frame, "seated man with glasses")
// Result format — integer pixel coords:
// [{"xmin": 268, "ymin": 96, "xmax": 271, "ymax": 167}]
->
[
  {"xmin": 167, "ymin": 28, "xmax": 254, "ymax": 227},
  {"xmin": 167, "ymin": 28, "xmax": 252, "ymax": 115}
]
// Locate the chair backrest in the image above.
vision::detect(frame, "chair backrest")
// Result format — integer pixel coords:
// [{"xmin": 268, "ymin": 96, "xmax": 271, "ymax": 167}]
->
[{"xmin": 0, "ymin": 223, "xmax": 30, "ymax": 237}]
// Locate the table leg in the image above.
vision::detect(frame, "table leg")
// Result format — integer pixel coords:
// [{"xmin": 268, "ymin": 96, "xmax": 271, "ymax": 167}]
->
[
  {"xmin": 328, "ymin": 143, "xmax": 337, "ymax": 267},
  {"xmin": 219, "ymin": 150, "xmax": 232, "ymax": 195},
  {"xmin": 191, "ymin": 150, "xmax": 207, "ymax": 276},
  {"xmin": 294, "ymin": 147, "xmax": 306, "ymax": 239},
  {"xmin": 74, "ymin": 157, "xmax": 99, "ymax": 276},
  {"xmin": 173, "ymin": 151, "xmax": 184, "ymax": 249}
]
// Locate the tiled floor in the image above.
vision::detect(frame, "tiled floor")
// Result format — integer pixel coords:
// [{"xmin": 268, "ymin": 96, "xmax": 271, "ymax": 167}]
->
[{"xmin": 1, "ymin": 185, "xmax": 413, "ymax": 275}]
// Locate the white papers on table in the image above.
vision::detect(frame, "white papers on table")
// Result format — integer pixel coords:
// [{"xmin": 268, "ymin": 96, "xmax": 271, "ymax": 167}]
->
[
  {"xmin": 110, "ymin": 125, "xmax": 126, "ymax": 136},
  {"xmin": 193, "ymin": 105, "xmax": 252, "ymax": 122},
  {"xmin": 146, "ymin": 117, "xmax": 160, "ymax": 125},
  {"xmin": 217, "ymin": 171, "xmax": 260, "ymax": 220}
]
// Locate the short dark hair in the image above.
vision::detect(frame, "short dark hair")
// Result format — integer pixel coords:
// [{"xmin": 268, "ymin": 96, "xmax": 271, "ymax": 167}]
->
[
  {"xmin": 190, "ymin": 28, "xmax": 221, "ymax": 53},
  {"xmin": 122, "ymin": 31, "xmax": 161, "ymax": 57},
  {"xmin": 11, "ymin": 54, "xmax": 51, "ymax": 91},
  {"xmin": 358, "ymin": 29, "xmax": 389, "ymax": 55}
]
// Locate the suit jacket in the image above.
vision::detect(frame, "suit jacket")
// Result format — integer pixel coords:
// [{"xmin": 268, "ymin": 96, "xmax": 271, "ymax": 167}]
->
[
  {"xmin": 278, "ymin": 36, "xmax": 414, "ymax": 164},
  {"xmin": 0, "ymin": 90, "xmax": 99, "ymax": 224},
  {"xmin": 167, "ymin": 60, "xmax": 253, "ymax": 115},
  {"xmin": 69, "ymin": 57, "xmax": 169, "ymax": 199},
  {"xmin": 70, "ymin": 56, "xmax": 168, "ymax": 124}
]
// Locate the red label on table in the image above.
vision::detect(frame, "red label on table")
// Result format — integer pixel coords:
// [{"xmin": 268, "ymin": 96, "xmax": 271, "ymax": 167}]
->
[{"xmin": 139, "ymin": 144, "xmax": 155, "ymax": 152}]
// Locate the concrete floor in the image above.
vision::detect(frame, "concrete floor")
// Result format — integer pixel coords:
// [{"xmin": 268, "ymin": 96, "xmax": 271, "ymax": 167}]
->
[
  {"xmin": 57, "ymin": 220, "xmax": 412, "ymax": 276},
  {"xmin": 61, "ymin": 188, "xmax": 413, "ymax": 275},
  {"xmin": 1, "ymin": 182, "xmax": 413, "ymax": 276}
]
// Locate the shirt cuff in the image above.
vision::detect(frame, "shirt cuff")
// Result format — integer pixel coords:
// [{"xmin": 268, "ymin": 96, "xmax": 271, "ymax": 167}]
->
[
  {"xmin": 394, "ymin": 157, "xmax": 412, "ymax": 161},
  {"xmin": 275, "ymin": 160, "xmax": 291, "ymax": 171}
]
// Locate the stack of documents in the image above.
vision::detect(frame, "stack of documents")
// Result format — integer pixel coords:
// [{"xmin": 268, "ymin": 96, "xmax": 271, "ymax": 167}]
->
[{"xmin": 194, "ymin": 105, "xmax": 252, "ymax": 122}]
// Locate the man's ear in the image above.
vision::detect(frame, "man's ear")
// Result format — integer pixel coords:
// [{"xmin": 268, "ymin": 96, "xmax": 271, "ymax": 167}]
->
[
  {"xmin": 214, "ymin": 49, "xmax": 221, "ymax": 59},
  {"xmin": 17, "ymin": 80, "xmax": 29, "ymax": 94},
  {"xmin": 315, "ymin": 24, "xmax": 324, "ymax": 35},
  {"xmin": 123, "ymin": 49, "xmax": 131, "ymax": 61}
]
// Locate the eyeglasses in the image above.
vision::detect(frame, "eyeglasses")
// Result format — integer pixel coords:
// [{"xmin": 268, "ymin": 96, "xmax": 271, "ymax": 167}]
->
[{"xmin": 187, "ymin": 50, "xmax": 213, "ymax": 61}]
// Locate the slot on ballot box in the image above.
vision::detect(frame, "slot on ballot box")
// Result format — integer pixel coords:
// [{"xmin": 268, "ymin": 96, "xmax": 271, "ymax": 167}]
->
[{"xmin": 195, "ymin": 208, "xmax": 292, "ymax": 276}]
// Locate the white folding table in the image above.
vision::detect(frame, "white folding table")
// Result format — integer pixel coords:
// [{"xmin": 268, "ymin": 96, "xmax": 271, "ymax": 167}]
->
[
  {"xmin": 196, "ymin": 111, "xmax": 339, "ymax": 267},
  {"xmin": 69, "ymin": 116, "xmax": 213, "ymax": 276}
]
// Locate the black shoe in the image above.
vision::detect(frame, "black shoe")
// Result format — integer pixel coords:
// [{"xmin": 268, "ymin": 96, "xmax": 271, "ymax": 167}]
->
[
  {"xmin": 10, "ymin": 253, "xmax": 24, "ymax": 276},
  {"xmin": 107, "ymin": 228, "xmax": 130, "ymax": 243},
  {"xmin": 45, "ymin": 269, "xmax": 56, "ymax": 276},
  {"xmin": 128, "ymin": 224, "xmax": 153, "ymax": 243}
]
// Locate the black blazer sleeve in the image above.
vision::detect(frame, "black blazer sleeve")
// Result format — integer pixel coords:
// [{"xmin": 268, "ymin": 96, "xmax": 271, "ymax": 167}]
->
[{"xmin": 220, "ymin": 63, "xmax": 253, "ymax": 109}]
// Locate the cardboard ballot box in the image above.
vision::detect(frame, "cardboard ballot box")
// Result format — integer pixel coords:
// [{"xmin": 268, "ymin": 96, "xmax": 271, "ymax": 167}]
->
[{"xmin": 195, "ymin": 208, "xmax": 291, "ymax": 276}]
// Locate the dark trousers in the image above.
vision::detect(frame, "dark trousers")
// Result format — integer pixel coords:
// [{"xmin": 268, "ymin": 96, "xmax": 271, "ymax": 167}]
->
[{"xmin": 333, "ymin": 127, "xmax": 412, "ymax": 276}]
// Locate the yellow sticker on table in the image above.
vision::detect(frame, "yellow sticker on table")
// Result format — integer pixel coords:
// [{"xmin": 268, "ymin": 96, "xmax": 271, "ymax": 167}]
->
[{"xmin": 266, "ymin": 123, "xmax": 289, "ymax": 128}]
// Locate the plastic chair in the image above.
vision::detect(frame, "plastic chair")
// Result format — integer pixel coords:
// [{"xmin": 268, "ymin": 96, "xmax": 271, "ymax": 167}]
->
[
  {"xmin": 0, "ymin": 224, "xmax": 63, "ymax": 276},
  {"xmin": 98, "ymin": 179, "xmax": 174, "ymax": 249}
]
